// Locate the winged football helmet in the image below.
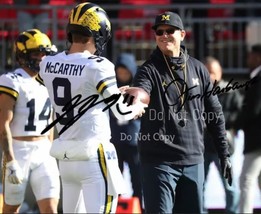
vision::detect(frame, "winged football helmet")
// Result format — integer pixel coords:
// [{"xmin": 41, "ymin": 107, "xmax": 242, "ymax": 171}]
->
[
  {"xmin": 15, "ymin": 29, "xmax": 57, "ymax": 72},
  {"xmin": 67, "ymin": 2, "xmax": 111, "ymax": 55}
]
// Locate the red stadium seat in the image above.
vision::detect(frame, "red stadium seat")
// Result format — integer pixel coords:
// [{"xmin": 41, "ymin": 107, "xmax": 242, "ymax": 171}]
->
[
  {"xmin": 49, "ymin": 0, "xmax": 74, "ymax": 19},
  {"xmin": 208, "ymin": 0, "xmax": 235, "ymax": 18},
  {"xmin": 0, "ymin": 0, "xmax": 16, "ymax": 22},
  {"xmin": 48, "ymin": 0, "xmax": 75, "ymax": 41},
  {"xmin": 0, "ymin": 0, "xmax": 16, "ymax": 39},
  {"xmin": 207, "ymin": 0, "xmax": 244, "ymax": 41},
  {"xmin": 115, "ymin": 0, "xmax": 170, "ymax": 41}
]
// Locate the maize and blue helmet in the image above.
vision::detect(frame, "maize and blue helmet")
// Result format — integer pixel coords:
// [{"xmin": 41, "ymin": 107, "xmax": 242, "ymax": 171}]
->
[
  {"xmin": 66, "ymin": 2, "xmax": 111, "ymax": 55},
  {"xmin": 15, "ymin": 29, "xmax": 57, "ymax": 72}
]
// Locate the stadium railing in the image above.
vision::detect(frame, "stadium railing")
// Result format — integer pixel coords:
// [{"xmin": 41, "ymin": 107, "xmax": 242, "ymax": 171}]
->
[{"xmin": 0, "ymin": 3, "xmax": 261, "ymax": 77}]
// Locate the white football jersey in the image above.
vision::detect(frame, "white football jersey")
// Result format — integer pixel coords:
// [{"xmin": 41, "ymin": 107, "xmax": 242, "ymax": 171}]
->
[
  {"xmin": 39, "ymin": 51, "xmax": 126, "ymax": 142},
  {"xmin": 0, "ymin": 69, "xmax": 52, "ymax": 136}
]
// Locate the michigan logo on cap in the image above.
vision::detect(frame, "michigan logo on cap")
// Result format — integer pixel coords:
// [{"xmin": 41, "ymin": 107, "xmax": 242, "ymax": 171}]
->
[
  {"xmin": 152, "ymin": 11, "xmax": 184, "ymax": 30},
  {"xmin": 161, "ymin": 14, "xmax": 170, "ymax": 21}
]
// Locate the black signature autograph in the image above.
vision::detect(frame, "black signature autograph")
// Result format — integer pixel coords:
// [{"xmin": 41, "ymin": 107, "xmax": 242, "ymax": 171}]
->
[
  {"xmin": 164, "ymin": 77, "xmax": 258, "ymax": 113},
  {"xmin": 41, "ymin": 77, "xmax": 257, "ymax": 135},
  {"xmin": 41, "ymin": 93, "xmax": 132, "ymax": 135}
]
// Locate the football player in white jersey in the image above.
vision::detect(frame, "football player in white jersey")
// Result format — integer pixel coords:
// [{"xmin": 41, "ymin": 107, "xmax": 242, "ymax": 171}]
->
[
  {"xmin": 37, "ymin": 2, "xmax": 147, "ymax": 213},
  {"xmin": 0, "ymin": 29, "xmax": 60, "ymax": 213}
]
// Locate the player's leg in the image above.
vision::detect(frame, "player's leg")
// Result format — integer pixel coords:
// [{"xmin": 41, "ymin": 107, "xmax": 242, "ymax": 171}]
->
[
  {"xmin": 30, "ymin": 139, "xmax": 60, "ymax": 213},
  {"xmin": 2, "ymin": 141, "xmax": 31, "ymax": 213},
  {"xmin": 59, "ymin": 160, "xmax": 86, "ymax": 213},
  {"xmin": 3, "ymin": 181, "xmax": 24, "ymax": 213},
  {"xmin": 2, "ymin": 165, "xmax": 27, "ymax": 213},
  {"xmin": 30, "ymin": 160, "xmax": 60, "ymax": 213},
  {"xmin": 30, "ymin": 157, "xmax": 60, "ymax": 213},
  {"xmin": 81, "ymin": 158, "xmax": 118, "ymax": 213}
]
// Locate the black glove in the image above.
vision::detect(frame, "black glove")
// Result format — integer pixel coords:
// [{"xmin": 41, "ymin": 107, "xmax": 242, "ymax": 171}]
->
[{"xmin": 220, "ymin": 158, "xmax": 232, "ymax": 186}]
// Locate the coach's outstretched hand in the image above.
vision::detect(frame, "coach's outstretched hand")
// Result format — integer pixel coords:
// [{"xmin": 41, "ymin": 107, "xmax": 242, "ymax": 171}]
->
[{"xmin": 220, "ymin": 157, "xmax": 232, "ymax": 186}]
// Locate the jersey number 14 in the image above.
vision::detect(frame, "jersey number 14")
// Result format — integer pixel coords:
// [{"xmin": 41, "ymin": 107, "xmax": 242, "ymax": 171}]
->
[{"xmin": 25, "ymin": 98, "xmax": 51, "ymax": 131}]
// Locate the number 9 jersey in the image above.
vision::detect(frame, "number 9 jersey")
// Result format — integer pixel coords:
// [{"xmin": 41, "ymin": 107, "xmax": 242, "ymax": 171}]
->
[
  {"xmin": 0, "ymin": 69, "xmax": 52, "ymax": 136},
  {"xmin": 38, "ymin": 51, "xmax": 139, "ymax": 142}
]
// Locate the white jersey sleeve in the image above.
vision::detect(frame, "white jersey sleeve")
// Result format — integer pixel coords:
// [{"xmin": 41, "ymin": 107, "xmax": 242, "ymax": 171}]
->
[
  {"xmin": 91, "ymin": 56, "xmax": 145, "ymax": 121},
  {"xmin": 0, "ymin": 69, "xmax": 52, "ymax": 136}
]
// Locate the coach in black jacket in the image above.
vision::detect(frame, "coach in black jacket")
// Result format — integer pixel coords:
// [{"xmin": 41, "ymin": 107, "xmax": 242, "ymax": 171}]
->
[
  {"xmin": 236, "ymin": 44, "xmax": 261, "ymax": 213},
  {"xmin": 132, "ymin": 11, "xmax": 232, "ymax": 213}
]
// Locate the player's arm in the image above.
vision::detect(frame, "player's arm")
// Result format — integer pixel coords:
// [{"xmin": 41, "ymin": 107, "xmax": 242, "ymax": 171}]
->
[
  {"xmin": 94, "ymin": 59, "xmax": 147, "ymax": 120},
  {"xmin": 98, "ymin": 79, "xmax": 147, "ymax": 121},
  {"xmin": 0, "ymin": 87, "xmax": 24, "ymax": 184},
  {"xmin": 0, "ymin": 93, "xmax": 16, "ymax": 162},
  {"xmin": 48, "ymin": 110, "xmax": 54, "ymax": 142}
]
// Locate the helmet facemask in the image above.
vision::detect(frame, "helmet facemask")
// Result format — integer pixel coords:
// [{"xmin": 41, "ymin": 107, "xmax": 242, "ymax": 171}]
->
[{"xmin": 93, "ymin": 20, "xmax": 111, "ymax": 56}]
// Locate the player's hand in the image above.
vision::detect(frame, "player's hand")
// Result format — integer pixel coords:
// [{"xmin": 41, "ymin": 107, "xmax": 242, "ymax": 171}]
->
[
  {"xmin": 220, "ymin": 157, "xmax": 232, "ymax": 186},
  {"xmin": 6, "ymin": 160, "xmax": 23, "ymax": 184}
]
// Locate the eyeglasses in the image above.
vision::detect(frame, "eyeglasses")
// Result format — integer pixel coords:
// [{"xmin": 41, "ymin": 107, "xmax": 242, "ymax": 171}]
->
[{"xmin": 155, "ymin": 28, "xmax": 176, "ymax": 36}]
